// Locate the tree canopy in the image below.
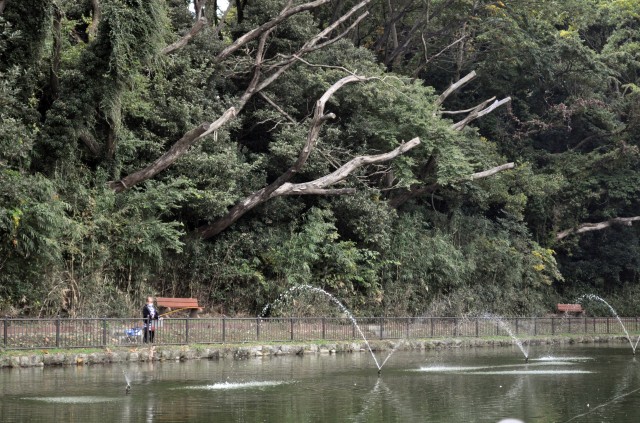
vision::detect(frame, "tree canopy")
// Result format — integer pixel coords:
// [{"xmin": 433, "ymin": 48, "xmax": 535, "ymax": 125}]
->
[{"xmin": 1, "ymin": 0, "xmax": 639, "ymax": 317}]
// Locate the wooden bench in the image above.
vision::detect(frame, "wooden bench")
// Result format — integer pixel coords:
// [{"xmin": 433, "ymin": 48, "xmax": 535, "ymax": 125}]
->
[
  {"xmin": 156, "ymin": 297, "xmax": 202, "ymax": 318},
  {"xmin": 556, "ymin": 303, "xmax": 584, "ymax": 315}
]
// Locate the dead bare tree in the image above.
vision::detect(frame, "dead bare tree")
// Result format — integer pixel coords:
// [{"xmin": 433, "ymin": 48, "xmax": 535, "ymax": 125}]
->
[
  {"xmin": 437, "ymin": 71, "xmax": 511, "ymax": 131},
  {"xmin": 195, "ymin": 75, "xmax": 421, "ymax": 239},
  {"xmin": 389, "ymin": 70, "xmax": 512, "ymax": 208},
  {"xmin": 108, "ymin": 0, "xmax": 371, "ymax": 192}
]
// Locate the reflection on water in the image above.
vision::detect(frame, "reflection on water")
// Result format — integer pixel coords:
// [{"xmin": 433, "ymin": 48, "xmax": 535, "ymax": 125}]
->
[{"xmin": 1, "ymin": 344, "xmax": 639, "ymax": 422}]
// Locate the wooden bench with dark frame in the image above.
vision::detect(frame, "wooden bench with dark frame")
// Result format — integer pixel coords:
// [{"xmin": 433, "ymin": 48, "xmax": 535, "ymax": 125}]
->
[
  {"xmin": 156, "ymin": 297, "xmax": 202, "ymax": 318},
  {"xmin": 556, "ymin": 303, "xmax": 585, "ymax": 316}
]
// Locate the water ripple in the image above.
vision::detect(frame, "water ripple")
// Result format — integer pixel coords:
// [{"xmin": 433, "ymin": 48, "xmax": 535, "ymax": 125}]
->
[
  {"xmin": 180, "ymin": 380, "xmax": 289, "ymax": 390},
  {"xmin": 23, "ymin": 396, "xmax": 119, "ymax": 404}
]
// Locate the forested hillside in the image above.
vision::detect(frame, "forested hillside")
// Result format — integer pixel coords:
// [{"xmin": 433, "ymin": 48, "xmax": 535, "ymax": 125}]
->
[{"xmin": 1, "ymin": 0, "xmax": 639, "ymax": 317}]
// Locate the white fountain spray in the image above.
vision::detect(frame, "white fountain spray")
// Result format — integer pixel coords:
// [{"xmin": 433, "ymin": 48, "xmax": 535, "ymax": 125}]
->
[
  {"xmin": 123, "ymin": 370, "xmax": 131, "ymax": 394},
  {"xmin": 578, "ymin": 294, "xmax": 640, "ymax": 355},
  {"xmin": 483, "ymin": 314, "xmax": 530, "ymax": 361},
  {"xmin": 262, "ymin": 285, "xmax": 386, "ymax": 372}
]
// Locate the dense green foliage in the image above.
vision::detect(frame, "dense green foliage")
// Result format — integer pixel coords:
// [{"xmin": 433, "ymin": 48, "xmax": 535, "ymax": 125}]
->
[{"xmin": 1, "ymin": 0, "xmax": 639, "ymax": 317}]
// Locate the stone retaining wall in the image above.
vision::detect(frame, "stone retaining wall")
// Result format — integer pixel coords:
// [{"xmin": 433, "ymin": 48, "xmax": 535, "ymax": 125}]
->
[{"xmin": 0, "ymin": 335, "xmax": 631, "ymax": 368}]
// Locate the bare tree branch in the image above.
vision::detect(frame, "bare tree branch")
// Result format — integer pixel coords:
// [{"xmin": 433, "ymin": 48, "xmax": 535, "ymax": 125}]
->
[
  {"xmin": 108, "ymin": 117, "xmax": 230, "ymax": 192},
  {"xmin": 272, "ymin": 137, "xmax": 421, "ymax": 196},
  {"xmin": 162, "ymin": 17, "xmax": 208, "ymax": 55},
  {"xmin": 199, "ymin": 2, "xmax": 369, "ymax": 139},
  {"xmin": 389, "ymin": 162, "xmax": 515, "ymax": 208},
  {"xmin": 385, "ymin": 17, "xmax": 427, "ymax": 68},
  {"xmin": 211, "ymin": 2, "xmax": 232, "ymax": 39},
  {"xmin": 435, "ymin": 70, "xmax": 476, "ymax": 106},
  {"xmin": 470, "ymin": 162, "xmax": 515, "ymax": 179},
  {"xmin": 259, "ymin": 92, "xmax": 297, "ymax": 123},
  {"xmin": 440, "ymin": 105, "xmax": 480, "ymax": 115},
  {"xmin": 276, "ymin": 187, "xmax": 357, "ymax": 196},
  {"xmin": 556, "ymin": 217, "xmax": 640, "ymax": 240},
  {"xmin": 195, "ymin": 75, "xmax": 366, "ymax": 239},
  {"xmin": 109, "ymin": 1, "xmax": 368, "ymax": 192},
  {"xmin": 451, "ymin": 96, "xmax": 511, "ymax": 131},
  {"xmin": 214, "ymin": 0, "xmax": 332, "ymax": 63},
  {"xmin": 413, "ymin": 34, "xmax": 466, "ymax": 79},
  {"xmin": 266, "ymin": 0, "xmax": 370, "ymax": 71}
]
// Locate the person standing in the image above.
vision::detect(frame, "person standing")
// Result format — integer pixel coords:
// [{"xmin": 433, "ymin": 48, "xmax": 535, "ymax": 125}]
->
[{"xmin": 142, "ymin": 296, "xmax": 159, "ymax": 343}]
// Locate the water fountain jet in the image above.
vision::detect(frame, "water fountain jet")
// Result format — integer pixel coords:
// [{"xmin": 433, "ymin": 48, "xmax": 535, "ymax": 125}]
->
[
  {"xmin": 577, "ymin": 294, "xmax": 640, "ymax": 355},
  {"xmin": 483, "ymin": 314, "xmax": 530, "ymax": 361},
  {"xmin": 262, "ymin": 285, "xmax": 403, "ymax": 373},
  {"xmin": 123, "ymin": 370, "xmax": 131, "ymax": 394}
]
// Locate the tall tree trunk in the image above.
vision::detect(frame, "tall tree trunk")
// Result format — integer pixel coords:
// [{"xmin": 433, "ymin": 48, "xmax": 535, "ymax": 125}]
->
[{"xmin": 87, "ymin": 0, "xmax": 100, "ymax": 39}]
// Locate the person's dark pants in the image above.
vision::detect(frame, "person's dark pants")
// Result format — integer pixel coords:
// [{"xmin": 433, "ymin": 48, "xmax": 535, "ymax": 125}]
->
[{"xmin": 144, "ymin": 328, "xmax": 155, "ymax": 343}]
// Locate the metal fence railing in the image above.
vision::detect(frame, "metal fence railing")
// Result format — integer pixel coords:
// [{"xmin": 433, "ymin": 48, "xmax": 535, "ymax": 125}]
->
[{"xmin": 2, "ymin": 316, "xmax": 639, "ymax": 350}]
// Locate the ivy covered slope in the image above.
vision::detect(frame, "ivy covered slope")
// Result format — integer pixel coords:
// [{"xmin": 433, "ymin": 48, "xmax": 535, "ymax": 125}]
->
[{"xmin": 0, "ymin": 0, "xmax": 638, "ymax": 317}]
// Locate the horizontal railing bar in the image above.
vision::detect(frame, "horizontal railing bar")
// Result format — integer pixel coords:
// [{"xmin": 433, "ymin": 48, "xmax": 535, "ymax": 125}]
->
[{"xmin": 2, "ymin": 316, "xmax": 638, "ymax": 350}]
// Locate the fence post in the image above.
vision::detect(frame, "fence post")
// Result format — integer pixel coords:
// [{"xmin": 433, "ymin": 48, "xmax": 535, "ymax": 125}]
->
[
  {"xmin": 102, "ymin": 319, "xmax": 107, "ymax": 347},
  {"xmin": 56, "ymin": 317, "xmax": 61, "ymax": 348},
  {"xmin": 551, "ymin": 317, "xmax": 555, "ymax": 336},
  {"xmin": 290, "ymin": 318, "xmax": 294, "ymax": 341},
  {"xmin": 515, "ymin": 318, "xmax": 519, "ymax": 335},
  {"xmin": 406, "ymin": 318, "xmax": 410, "ymax": 339},
  {"xmin": 453, "ymin": 318, "xmax": 458, "ymax": 337},
  {"xmin": 222, "ymin": 317, "xmax": 226, "ymax": 343},
  {"xmin": 185, "ymin": 318, "xmax": 190, "ymax": 344},
  {"xmin": 584, "ymin": 317, "xmax": 587, "ymax": 335},
  {"xmin": 256, "ymin": 318, "xmax": 261, "ymax": 341},
  {"xmin": 606, "ymin": 317, "xmax": 610, "ymax": 334},
  {"xmin": 534, "ymin": 318, "xmax": 537, "ymax": 336},
  {"xmin": 475, "ymin": 319, "xmax": 479, "ymax": 337},
  {"xmin": 3, "ymin": 319, "xmax": 6, "ymax": 348},
  {"xmin": 379, "ymin": 318, "xmax": 384, "ymax": 340},
  {"xmin": 322, "ymin": 318, "xmax": 326, "ymax": 340},
  {"xmin": 430, "ymin": 318, "xmax": 434, "ymax": 338}
]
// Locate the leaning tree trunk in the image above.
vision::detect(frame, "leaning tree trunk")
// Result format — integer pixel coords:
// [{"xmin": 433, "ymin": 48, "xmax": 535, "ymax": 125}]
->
[{"xmin": 195, "ymin": 74, "xmax": 421, "ymax": 239}]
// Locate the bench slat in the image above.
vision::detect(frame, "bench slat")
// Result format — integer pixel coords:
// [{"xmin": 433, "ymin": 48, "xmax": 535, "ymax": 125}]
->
[
  {"xmin": 156, "ymin": 297, "xmax": 201, "ymax": 309},
  {"xmin": 557, "ymin": 303, "xmax": 584, "ymax": 313}
]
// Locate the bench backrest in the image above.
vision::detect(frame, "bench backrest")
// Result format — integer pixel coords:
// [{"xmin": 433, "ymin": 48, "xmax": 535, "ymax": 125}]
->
[
  {"xmin": 156, "ymin": 297, "xmax": 200, "ymax": 309},
  {"xmin": 557, "ymin": 303, "xmax": 583, "ymax": 312}
]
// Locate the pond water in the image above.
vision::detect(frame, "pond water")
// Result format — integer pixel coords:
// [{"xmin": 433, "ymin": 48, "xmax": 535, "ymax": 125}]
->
[{"xmin": 1, "ymin": 344, "xmax": 639, "ymax": 422}]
